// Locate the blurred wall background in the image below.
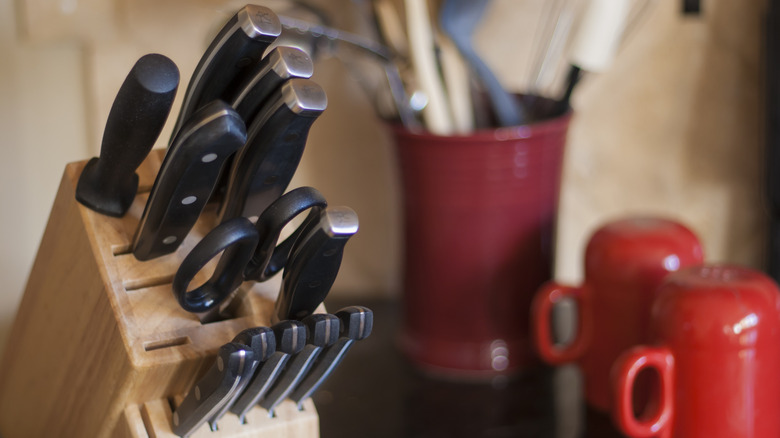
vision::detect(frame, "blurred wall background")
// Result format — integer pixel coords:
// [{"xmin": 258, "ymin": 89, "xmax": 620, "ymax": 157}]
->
[{"xmin": 0, "ymin": 0, "xmax": 766, "ymax": 354}]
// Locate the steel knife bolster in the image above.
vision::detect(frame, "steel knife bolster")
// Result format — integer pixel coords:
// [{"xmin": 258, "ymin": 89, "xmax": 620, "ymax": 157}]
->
[
  {"xmin": 207, "ymin": 327, "xmax": 276, "ymax": 429},
  {"xmin": 273, "ymin": 207, "xmax": 359, "ymax": 322},
  {"xmin": 259, "ymin": 314, "xmax": 340, "ymax": 416},
  {"xmin": 229, "ymin": 46, "xmax": 314, "ymax": 123},
  {"xmin": 76, "ymin": 53, "xmax": 179, "ymax": 217},
  {"xmin": 171, "ymin": 5, "xmax": 281, "ymax": 141},
  {"xmin": 172, "ymin": 343, "xmax": 255, "ymax": 437},
  {"xmin": 218, "ymin": 78, "xmax": 327, "ymax": 223},
  {"xmin": 289, "ymin": 306, "xmax": 374, "ymax": 408},
  {"xmin": 229, "ymin": 320, "xmax": 307, "ymax": 422},
  {"xmin": 132, "ymin": 101, "xmax": 247, "ymax": 260}
]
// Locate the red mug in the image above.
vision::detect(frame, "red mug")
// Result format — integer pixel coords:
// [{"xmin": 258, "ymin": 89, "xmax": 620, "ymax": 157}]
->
[
  {"xmin": 531, "ymin": 217, "xmax": 703, "ymax": 412},
  {"xmin": 612, "ymin": 265, "xmax": 780, "ymax": 438}
]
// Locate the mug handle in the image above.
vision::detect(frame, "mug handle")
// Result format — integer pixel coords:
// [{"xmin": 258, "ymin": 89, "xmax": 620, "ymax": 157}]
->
[
  {"xmin": 612, "ymin": 346, "xmax": 675, "ymax": 438},
  {"xmin": 530, "ymin": 281, "xmax": 590, "ymax": 364}
]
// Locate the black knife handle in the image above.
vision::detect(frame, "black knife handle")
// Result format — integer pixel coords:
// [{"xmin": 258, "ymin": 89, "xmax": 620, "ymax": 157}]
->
[
  {"xmin": 289, "ymin": 307, "xmax": 373, "ymax": 407},
  {"xmin": 244, "ymin": 186, "xmax": 328, "ymax": 282},
  {"xmin": 274, "ymin": 207, "xmax": 359, "ymax": 322},
  {"xmin": 76, "ymin": 53, "xmax": 179, "ymax": 216},
  {"xmin": 207, "ymin": 326, "xmax": 277, "ymax": 429},
  {"xmin": 259, "ymin": 314, "xmax": 340, "ymax": 415},
  {"xmin": 334, "ymin": 306, "xmax": 374, "ymax": 341},
  {"xmin": 228, "ymin": 320, "xmax": 307, "ymax": 422},
  {"xmin": 132, "ymin": 101, "xmax": 246, "ymax": 260},
  {"xmin": 232, "ymin": 326, "xmax": 277, "ymax": 362},
  {"xmin": 219, "ymin": 78, "xmax": 327, "ymax": 222},
  {"xmin": 172, "ymin": 343, "xmax": 255, "ymax": 437},
  {"xmin": 229, "ymin": 46, "xmax": 314, "ymax": 123},
  {"xmin": 172, "ymin": 217, "xmax": 259, "ymax": 313},
  {"xmin": 172, "ymin": 5, "xmax": 281, "ymax": 140}
]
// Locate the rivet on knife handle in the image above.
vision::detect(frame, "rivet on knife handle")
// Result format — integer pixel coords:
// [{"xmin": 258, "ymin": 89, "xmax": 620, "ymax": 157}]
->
[
  {"xmin": 207, "ymin": 327, "xmax": 276, "ymax": 430},
  {"xmin": 132, "ymin": 100, "xmax": 246, "ymax": 261},
  {"xmin": 290, "ymin": 306, "xmax": 373, "ymax": 409},
  {"xmin": 259, "ymin": 313, "xmax": 340, "ymax": 417},
  {"xmin": 218, "ymin": 78, "xmax": 327, "ymax": 223},
  {"xmin": 171, "ymin": 5, "xmax": 281, "ymax": 140},
  {"xmin": 172, "ymin": 343, "xmax": 255, "ymax": 437},
  {"xmin": 273, "ymin": 207, "xmax": 359, "ymax": 323},
  {"xmin": 76, "ymin": 53, "xmax": 179, "ymax": 217},
  {"xmin": 229, "ymin": 320, "xmax": 308, "ymax": 423}
]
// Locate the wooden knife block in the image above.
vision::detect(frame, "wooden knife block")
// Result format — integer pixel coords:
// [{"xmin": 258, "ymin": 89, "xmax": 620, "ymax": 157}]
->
[{"xmin": 0, "ymin": 150, "xmax": 320, "ymax": 437}]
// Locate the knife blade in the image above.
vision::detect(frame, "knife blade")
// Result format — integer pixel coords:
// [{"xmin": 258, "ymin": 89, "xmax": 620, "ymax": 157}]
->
[
  {"xmin": 76, "ymin": 53, "xmax": 179, "ymax": 217},
  {"xmin": 289, "ymin": 306, "xmax": 373, "ymax": 409},
  {"xmin": 171, "ymin": 5, "xmax": 281, "ymax": 140},
  {"xmin": 171, "ymin": 342, "xmax": 255, "ymax": 437},
  {"xmin": 259, "ymin": 313, "xmax": 340, "ymax": 417},
  {"xmin": 207, "ymin": 326, "xmax": 276, "ymax": 430},
  {"xmin": 273, "ymin": 206, "xmax": 359, "ymax": 323},
  {"xmin": 228, "ymin": 45, "xmax": 314, "ymax": 123},
  {"xmin": 132, "ymin": 100, "xmax": 247, "ymax": 260},
  {"xmin": 218, "ymin": 78, "xmax": 327, "ymax": 223},
  {"xmin": 229, "ymin": 320, "xmax": 307, "ymax": 423}
]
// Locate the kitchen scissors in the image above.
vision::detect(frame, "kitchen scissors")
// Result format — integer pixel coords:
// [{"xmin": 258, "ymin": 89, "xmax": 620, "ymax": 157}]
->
[{"xmin": 172, "ymin": 186, "xmax": 327, "ymax": 315}]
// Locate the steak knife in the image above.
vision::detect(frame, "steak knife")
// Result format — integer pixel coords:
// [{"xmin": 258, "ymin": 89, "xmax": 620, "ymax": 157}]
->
[
  {"xmin": 229, "ymin": 320, "xmax": 307, "ymax": 423},
  {"xmin": 259, "ymin": 313, "xmax": 339, "ymax": 417},
  {"xmin": 207, "ymin": 326, "xmax": 276, "ymax": 430},
  {"xmin": 171, "ymin": 5, "xmax": 281, "ymax": 140},
  {"xmin": 171, "ymin": 343, "xmax": 255, "ymax": 437},
  {"xmin": 132, "ymin": 100, "xmax": 246, "ymax": 260},
  {"xmin": 273, "ymin": 207, "xmax": 359, "ymax": 322},
  {"xmin": 76, "ymin": 53, "xmax": 178, "ymax": 217},
  {"xmin": 289, "ymin": 306, "xmax": 373, "ymax": 409},
  {"xmin": 218, "ymin": 78, "xmax": 327, "ymax": 223}
]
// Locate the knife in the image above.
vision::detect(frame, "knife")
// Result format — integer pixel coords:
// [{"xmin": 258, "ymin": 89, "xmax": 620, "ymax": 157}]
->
[
  {"xmin": 218, "ymin": 78, "xmax": 327, "ymax": 223},
  {"xmin": 207, "ymin": 326, "xmax": 276, "ymax": 430},
  {"xmin": 131, "ymin": 100, "xmax": 247, "ymax": 261},
  {"xmin": 228, "ymin": 45, "xmax": 314, "ymax": 123},
  {"xmin": 229, "ymin": 320, "xmax": 307, "ymax": 423},
  {"xmin": 207, "ymin": 46, "xmax": 314, "ymax": 205},
  {"xmin": 273, "ymin": 206, "xmax": 359, "ymax": 323},
  {"xmin": 171, "ymin": 4, "xmax": 281, "ymax": 140},
  {"xmin": 259, "ymin": 313, "xmax": 340, "ymax": 417},
  {"xmin": 76, "ymin": 53, "xmax": 179, "ymax": 217},
  {"xmin": 289, "ymin": 306, "xmax": 373, "ymax": 409},
  {"xmin": 171, "ymin": 342, "xmax": 255, "ymax": 437}
]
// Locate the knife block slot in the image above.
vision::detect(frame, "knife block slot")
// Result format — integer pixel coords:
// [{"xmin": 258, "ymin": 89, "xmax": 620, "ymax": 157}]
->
[
  {"xmin": 144, "ymin": 336, "xmax": 192, "ymax": 352},
  {"xmin": 129, "ymin": 398, "xmax": 318, "ymax": 438},
  {"xmin": 0, "ymin": 149, "xmax": 319, "ymax": 438}
]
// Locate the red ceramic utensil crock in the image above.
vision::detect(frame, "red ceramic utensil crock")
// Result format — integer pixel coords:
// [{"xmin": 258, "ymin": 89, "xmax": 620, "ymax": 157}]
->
[
  {"xmin": 531, "ymin": 217, "xmax": 703, "ymax": 411},
  {"xmin": 613, "ymin": 265, "xmax": 780, "ymax": 438},
  {"xmin": 392, "ymin": 113, "xmax": 570, "ymax": 377}
]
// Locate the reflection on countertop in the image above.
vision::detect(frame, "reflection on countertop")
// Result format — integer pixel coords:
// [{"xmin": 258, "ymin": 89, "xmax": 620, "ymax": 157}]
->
[{"xmin": 315, "ymin": 297, "xmax": 623, "ymax": 438}]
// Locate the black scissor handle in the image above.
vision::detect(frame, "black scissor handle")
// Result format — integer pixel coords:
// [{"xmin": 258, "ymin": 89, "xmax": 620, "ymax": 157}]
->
[
  {"xmin": 244, "ymin": 186, "xmax": 327, "ymax": 282},
  {"xmin": 172, "ymin": 217, "xmax": 259, "ymax": 313}
]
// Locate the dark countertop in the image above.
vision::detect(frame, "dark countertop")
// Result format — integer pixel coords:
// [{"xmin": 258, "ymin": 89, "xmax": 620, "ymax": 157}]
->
[{"xmin": 314, "ymin": 297, "xmax": 624, "ymax": 438}]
